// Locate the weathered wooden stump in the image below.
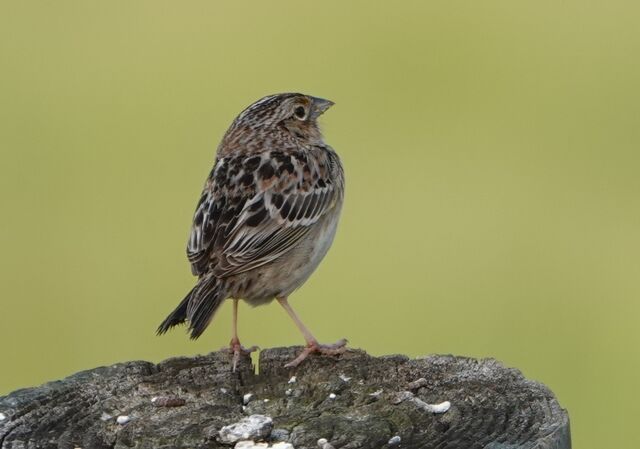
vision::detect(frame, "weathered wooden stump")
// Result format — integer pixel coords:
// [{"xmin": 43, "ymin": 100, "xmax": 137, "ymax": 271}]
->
[{"xmin": 0, "ymin": 347, "xmax": 570, "ymax": 449}]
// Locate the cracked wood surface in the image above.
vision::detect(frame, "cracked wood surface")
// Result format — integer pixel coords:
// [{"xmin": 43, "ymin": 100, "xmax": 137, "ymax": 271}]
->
[{"xmin": 0, "ymin": 347, "xmax": 571, "ymax": 449}]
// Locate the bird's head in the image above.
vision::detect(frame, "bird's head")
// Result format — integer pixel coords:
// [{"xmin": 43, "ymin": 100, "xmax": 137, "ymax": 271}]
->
[{"xmin": 220, "ymin": 93, "xmax": 334, "ymax": 153}]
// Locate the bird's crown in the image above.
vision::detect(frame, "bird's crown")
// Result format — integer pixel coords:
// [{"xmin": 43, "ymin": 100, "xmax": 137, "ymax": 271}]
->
[{"xmin": 218, "ymin": 93, "xmax": 334, "ymax": 155}]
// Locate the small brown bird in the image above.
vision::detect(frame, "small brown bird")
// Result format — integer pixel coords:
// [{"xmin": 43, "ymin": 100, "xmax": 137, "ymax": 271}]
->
[{"xmin": 157, "ymin": 93, "xmax": 346, "ymax": 368}]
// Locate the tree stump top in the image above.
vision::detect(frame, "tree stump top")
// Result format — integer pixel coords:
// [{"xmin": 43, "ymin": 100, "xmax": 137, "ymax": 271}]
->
[{"xmin": 0, "ymin": 347, "xmax": 570, "ymax": 449}]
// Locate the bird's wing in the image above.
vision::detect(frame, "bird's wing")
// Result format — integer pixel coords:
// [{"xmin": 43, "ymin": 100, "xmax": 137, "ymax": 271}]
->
[{"xmin": 187, "ymin": 148, "xmax": 342, "ymax": 277}]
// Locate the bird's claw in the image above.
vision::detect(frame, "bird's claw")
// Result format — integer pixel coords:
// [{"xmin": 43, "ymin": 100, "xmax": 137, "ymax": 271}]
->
[
  {"xmin": 227, "ymin": 340, "xmax": 258, "ymax": 372},
  {"xmin": 284, "ymin": 338, "xmax": 348, "ymax": 368}
]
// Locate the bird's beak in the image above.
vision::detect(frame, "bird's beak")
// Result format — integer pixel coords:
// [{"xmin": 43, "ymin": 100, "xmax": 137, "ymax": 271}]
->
[{"xmin": 310, "ymin": 97, "xmax": 334, "ymax": 119}]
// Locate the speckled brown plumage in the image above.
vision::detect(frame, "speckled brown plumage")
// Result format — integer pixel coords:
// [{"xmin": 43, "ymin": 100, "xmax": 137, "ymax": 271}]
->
[{"xmin": 158, "ymin": 93, "xmax": 346, "ymax": 368}]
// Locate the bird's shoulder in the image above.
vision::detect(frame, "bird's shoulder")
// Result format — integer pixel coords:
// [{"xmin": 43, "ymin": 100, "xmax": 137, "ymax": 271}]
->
[{"xmin": 210, "ymin": 144, "xmax": 341, "ymax": 199}]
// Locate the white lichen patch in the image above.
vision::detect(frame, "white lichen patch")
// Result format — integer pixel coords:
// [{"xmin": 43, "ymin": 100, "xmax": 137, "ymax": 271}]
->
[
  {"xmin": 243, "ymin": 393, "xmax": 254, "ymax": 405},
  {"xmin": 234, "ymin": 442, "xmax": 294, "ymax": 449},
  {"xmin": 0, "ymin": 412, "xmax": 7, "ymax": 421},
  {"xmin": 393, "ymin": 391, "xmax": 451, "ymax": 414},
  {"xmin": 317, "ymin": 438, "xmax": 335, "ymax": 449},
  {"xmin": 412, "ymin": 396, "xmax": 451, "ymax": 414},
  {"xmin": 220, "ymin": 388, "xmax": 228, "ymax": 394},
  {"xmin": 235, "ymin": 442, "xmax": 268, "ymax": 449},
  {"xmin": 428, "ymin": 400, "xmax": 451, "ymax": 414},
  {"xmin": 388, "ymin": 435, "xmax": 401, "ymax": 446},
  {"xmin": 219, "ymin": 414, "xmax": 273, "ymax": 444},
  {"xmin": 328, "ymin": 393, "xmax": 337, "ymax": 400},
  {"xmin": 288, "ymin": 376, "xmax": 297, "ymax": 384},
  {"xmin": 116, "ymin": 415, "xmax": 131, "ymax": 425},
  {"xmin": 235, "ymin": 442, "xmax": 266, "ymax": 449}
]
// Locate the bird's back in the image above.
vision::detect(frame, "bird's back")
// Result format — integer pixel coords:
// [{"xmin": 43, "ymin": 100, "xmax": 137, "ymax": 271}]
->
[{"xmin": 188, "ymin": 141, "xmax": 344, "ymax": 304}]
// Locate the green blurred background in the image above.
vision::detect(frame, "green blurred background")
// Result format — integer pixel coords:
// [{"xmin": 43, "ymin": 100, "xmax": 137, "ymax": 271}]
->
[{"xmin": 1, "ymin": 1, "xmax": 639, "ymax": 447}]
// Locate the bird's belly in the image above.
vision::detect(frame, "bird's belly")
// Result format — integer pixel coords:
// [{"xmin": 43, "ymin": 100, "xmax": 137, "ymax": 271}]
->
[{"xmin": 229, "ymin": 212, "xmax": 341, "ymax": 305}]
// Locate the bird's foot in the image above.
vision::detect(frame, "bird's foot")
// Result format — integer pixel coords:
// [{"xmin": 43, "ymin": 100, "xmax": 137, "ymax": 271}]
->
[
  {"xmin": 285, "ymin": 338, "xmax": 348, "ymax": 368},
  {"xmin": 227, "ymin": 339, "xmax": 258, "ymax": 372}
]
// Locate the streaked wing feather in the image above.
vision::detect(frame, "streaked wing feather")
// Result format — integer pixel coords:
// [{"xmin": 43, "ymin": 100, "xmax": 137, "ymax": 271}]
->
[
  {"xmin": 187, "ymin": 149, "xmax": 341, "ymax": 278},
  {"xmin": 218, "ymin": 180, "xmax": 338, "ymax": 276}
]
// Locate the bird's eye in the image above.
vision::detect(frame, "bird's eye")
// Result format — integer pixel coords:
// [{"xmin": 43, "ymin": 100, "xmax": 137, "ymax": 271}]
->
[{"xmin": 294, "ymin": 106, "xmax": 307, "ymax": 120}]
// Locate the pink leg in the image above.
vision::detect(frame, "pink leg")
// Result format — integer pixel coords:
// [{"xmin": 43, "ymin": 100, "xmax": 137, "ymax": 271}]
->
[
  {"xmin": 277, "ymin": 296, "xmax": 347, "ymax": 367},
  {"xmin": 229, "ymin": 299, "xmax": 257, "ymax": 371}
]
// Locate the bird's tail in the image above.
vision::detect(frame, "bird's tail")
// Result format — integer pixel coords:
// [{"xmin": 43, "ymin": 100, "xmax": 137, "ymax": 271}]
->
[{"xmin": 156, "ymin": 274, "xmax": 227, "ymax": 340}]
